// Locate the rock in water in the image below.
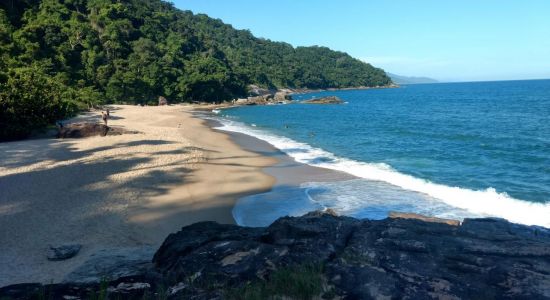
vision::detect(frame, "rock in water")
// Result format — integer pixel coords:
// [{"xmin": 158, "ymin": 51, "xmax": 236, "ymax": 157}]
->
[
  {"xmin": 302, "ymin": 96, "xmax": 344, "ymax": 104},
  {"xmin": 47, "ymin": 244, "xmax": 82, "ymax": 261}
]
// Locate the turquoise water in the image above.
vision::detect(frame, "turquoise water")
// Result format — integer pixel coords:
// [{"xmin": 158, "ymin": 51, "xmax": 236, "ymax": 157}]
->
[{"xmin": 215, "ymin": 80, "xmax": 550, "ymax": 227}]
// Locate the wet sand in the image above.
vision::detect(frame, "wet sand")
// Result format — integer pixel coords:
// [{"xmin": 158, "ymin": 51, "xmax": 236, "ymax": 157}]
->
[
  {"xmin": 225, "ymin": 126, "xmax": 355, "ymax": 185},
  {"xmin": 206, "ymin": 116, "xmax": 356, "ymax": 226}
]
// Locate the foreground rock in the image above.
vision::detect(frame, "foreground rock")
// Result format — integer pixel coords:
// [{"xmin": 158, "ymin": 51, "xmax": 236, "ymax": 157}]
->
[
  {"xmin": 2, "ymin": 212, "xmax": 549, "ymax": 299},
  {"xmin": 57, "ymin": 122, "xmax": 138, "ymax": 138},
  {"xmin": 302, "ymin": 96, "xmax": 344, "ymax": 104}
]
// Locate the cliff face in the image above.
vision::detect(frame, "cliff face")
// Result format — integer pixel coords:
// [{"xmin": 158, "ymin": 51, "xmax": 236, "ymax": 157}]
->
[{"xmin": 2, "ymin": 211, "xmax": 550, "ymax": 299}]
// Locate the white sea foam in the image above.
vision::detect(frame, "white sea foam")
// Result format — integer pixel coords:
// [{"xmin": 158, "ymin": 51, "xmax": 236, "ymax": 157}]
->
[{"xmin": 215, "ymin": 117, "xmax": 550, "ymax": 228}]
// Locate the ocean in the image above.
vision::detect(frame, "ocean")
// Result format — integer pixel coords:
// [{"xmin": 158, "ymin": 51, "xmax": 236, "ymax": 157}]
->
[{"xmin": 213, "ymin": 80, "xmax": 550, "ymax": 227}]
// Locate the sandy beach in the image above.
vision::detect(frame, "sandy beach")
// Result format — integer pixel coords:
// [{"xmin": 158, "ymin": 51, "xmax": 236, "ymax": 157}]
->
[{"xmin": 0, "ymin": 105, "xmax": 277, "ymax": 286}]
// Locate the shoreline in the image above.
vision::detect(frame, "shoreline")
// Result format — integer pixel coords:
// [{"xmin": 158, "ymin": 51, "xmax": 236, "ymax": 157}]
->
[
  {"xmin": 197, "ymin": 110, "xmax": 357, "ymax": 227},
  {"xmin": 202, "ymin": 104, "xmax": 550, "ymax": 229},
  {"xmin": 201, "ymin": 113, "xmax": 355, "ymax": 185}
]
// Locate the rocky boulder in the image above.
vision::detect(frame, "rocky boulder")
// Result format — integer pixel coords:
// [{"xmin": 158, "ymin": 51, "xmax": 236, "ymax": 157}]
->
[
  {"xmin": 328, "ymin": 217, "xmax": 550, "ymax": 299},
  {"xmin": 57, "ymin": 123, "xmax": 138, "ymax": 139},
  {"xmin": 246, "ymin": 95, "xmax": 269, "ymax": 103},
  {"xmin": 153, "ymin": 221, "xmax": 264, "ymax": 281}
]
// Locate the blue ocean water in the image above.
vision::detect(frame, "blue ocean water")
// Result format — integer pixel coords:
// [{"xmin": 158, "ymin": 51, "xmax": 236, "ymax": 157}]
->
[{"xmin": 214, "ymin": 80, "xmax": 550, "ymax": 227}]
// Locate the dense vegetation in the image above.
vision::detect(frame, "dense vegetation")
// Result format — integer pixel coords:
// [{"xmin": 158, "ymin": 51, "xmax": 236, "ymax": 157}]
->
[{"xmin": 0, "ymin": 0, "xmax": 391, "ymax": 141}]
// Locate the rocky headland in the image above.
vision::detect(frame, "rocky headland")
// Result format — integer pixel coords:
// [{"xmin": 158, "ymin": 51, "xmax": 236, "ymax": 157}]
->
[
  {"xmin": 208, "ymin": 84, "xmax": 396, "ymax": 108},
  {"xmin": 1, "ymin": 211, "xmax": 549, "ymax": 299}
]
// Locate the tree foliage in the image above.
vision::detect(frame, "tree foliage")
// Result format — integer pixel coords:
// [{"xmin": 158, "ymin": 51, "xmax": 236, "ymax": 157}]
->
[
  {"xmin": 0, "ymin": 67, "xmax": 78, "ymax": 140},
  {"xmin": 0, "ymin": 0, "xmax": 391, "ymax": 141}
]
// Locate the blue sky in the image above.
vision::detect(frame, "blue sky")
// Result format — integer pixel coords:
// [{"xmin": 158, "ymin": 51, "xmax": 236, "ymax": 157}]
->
[{"xmin": 172, "ymin": 0, "xmax": 550, "ymax": 82}]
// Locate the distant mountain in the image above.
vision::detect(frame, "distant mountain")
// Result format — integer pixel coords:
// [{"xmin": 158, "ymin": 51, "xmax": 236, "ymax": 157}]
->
[{"xmin": 388, "ymin": 73, "xmax": 438, "ymax": 85}]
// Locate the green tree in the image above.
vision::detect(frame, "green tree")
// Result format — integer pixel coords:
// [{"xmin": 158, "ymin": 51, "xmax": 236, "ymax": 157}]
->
[{"xmin": 0, "ymin": 67, "xmax": 78, "ymax": 141}]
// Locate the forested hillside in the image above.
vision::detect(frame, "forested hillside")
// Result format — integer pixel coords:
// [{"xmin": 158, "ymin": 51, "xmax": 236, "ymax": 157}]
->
[{"xmin": 0, "ymin": 0, "xmax": 391, "ymax": 140}]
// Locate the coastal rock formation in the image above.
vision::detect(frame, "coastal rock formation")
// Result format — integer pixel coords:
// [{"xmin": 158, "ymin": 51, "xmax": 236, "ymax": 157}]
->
[
  {"xmin": 2, "ymin": 212, "xmax": 549, "ymax": 299},
  {"xmin": 236, "ymin": 85, "xmax": 294, "ymax": 105},
  {"xmin": 247, "ymin": 94, "xmax": 273, "ymax": 104},
  {"xmin": 302, "ymin": 96, "xmax": 344, "ymax": 104},
  {"xmin": 57, "ymin": 123, "xmax": 138, "ymax": 138},
  {"xmin": 238, "ymin": 93, "xmax": 293, "ymax": 105},
  {"xmin": 274, "ymin": 91, "xmax": 292, "ymax": 102},
  {"xmin": 248, "ymin": 84, "xmax": 274, "ymax": 96}
]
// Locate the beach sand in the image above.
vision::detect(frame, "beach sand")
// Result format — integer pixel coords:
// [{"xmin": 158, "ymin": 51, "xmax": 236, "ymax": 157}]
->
[{"xmin": 0, "ymin": 105, "xmax": 277, "ymax": 286}]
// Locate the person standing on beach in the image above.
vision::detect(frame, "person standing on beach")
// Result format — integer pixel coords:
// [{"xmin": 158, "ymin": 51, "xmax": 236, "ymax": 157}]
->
[{"xmin": 101, "ymin": 111, "xmax": 108, "ymax": 126}]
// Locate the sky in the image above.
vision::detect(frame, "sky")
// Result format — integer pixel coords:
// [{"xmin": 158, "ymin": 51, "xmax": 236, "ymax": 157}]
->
[{"xmin": 172, "ymin": 0, "xmax": 550, "ymax": 82}]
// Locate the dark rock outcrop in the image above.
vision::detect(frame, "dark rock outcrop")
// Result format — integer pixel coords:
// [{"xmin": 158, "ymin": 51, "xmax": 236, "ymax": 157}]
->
[
  {"xmin": 328, "ymin": 217, "xmax": 550, "ymax": 299},
  {"xmin": 302, "ymin": 96, "xmax": 344, "ymax": 104},
  {"xmin": 2, "ymin": 212, "xmax": 550, "ymax": 299},
  {"xmin": 152, "ymin": 221, "xmax": 264, "ymax": 282},
  {"xmin": 57, "ymin": 123, "xmax": 138, "ymax": 138}
]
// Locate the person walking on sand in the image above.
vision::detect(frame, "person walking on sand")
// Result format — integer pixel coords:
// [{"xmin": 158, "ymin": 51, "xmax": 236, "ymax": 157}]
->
[{"xmin": 101, "ymin": 111, "xmax": 108, "ymax": 126}]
